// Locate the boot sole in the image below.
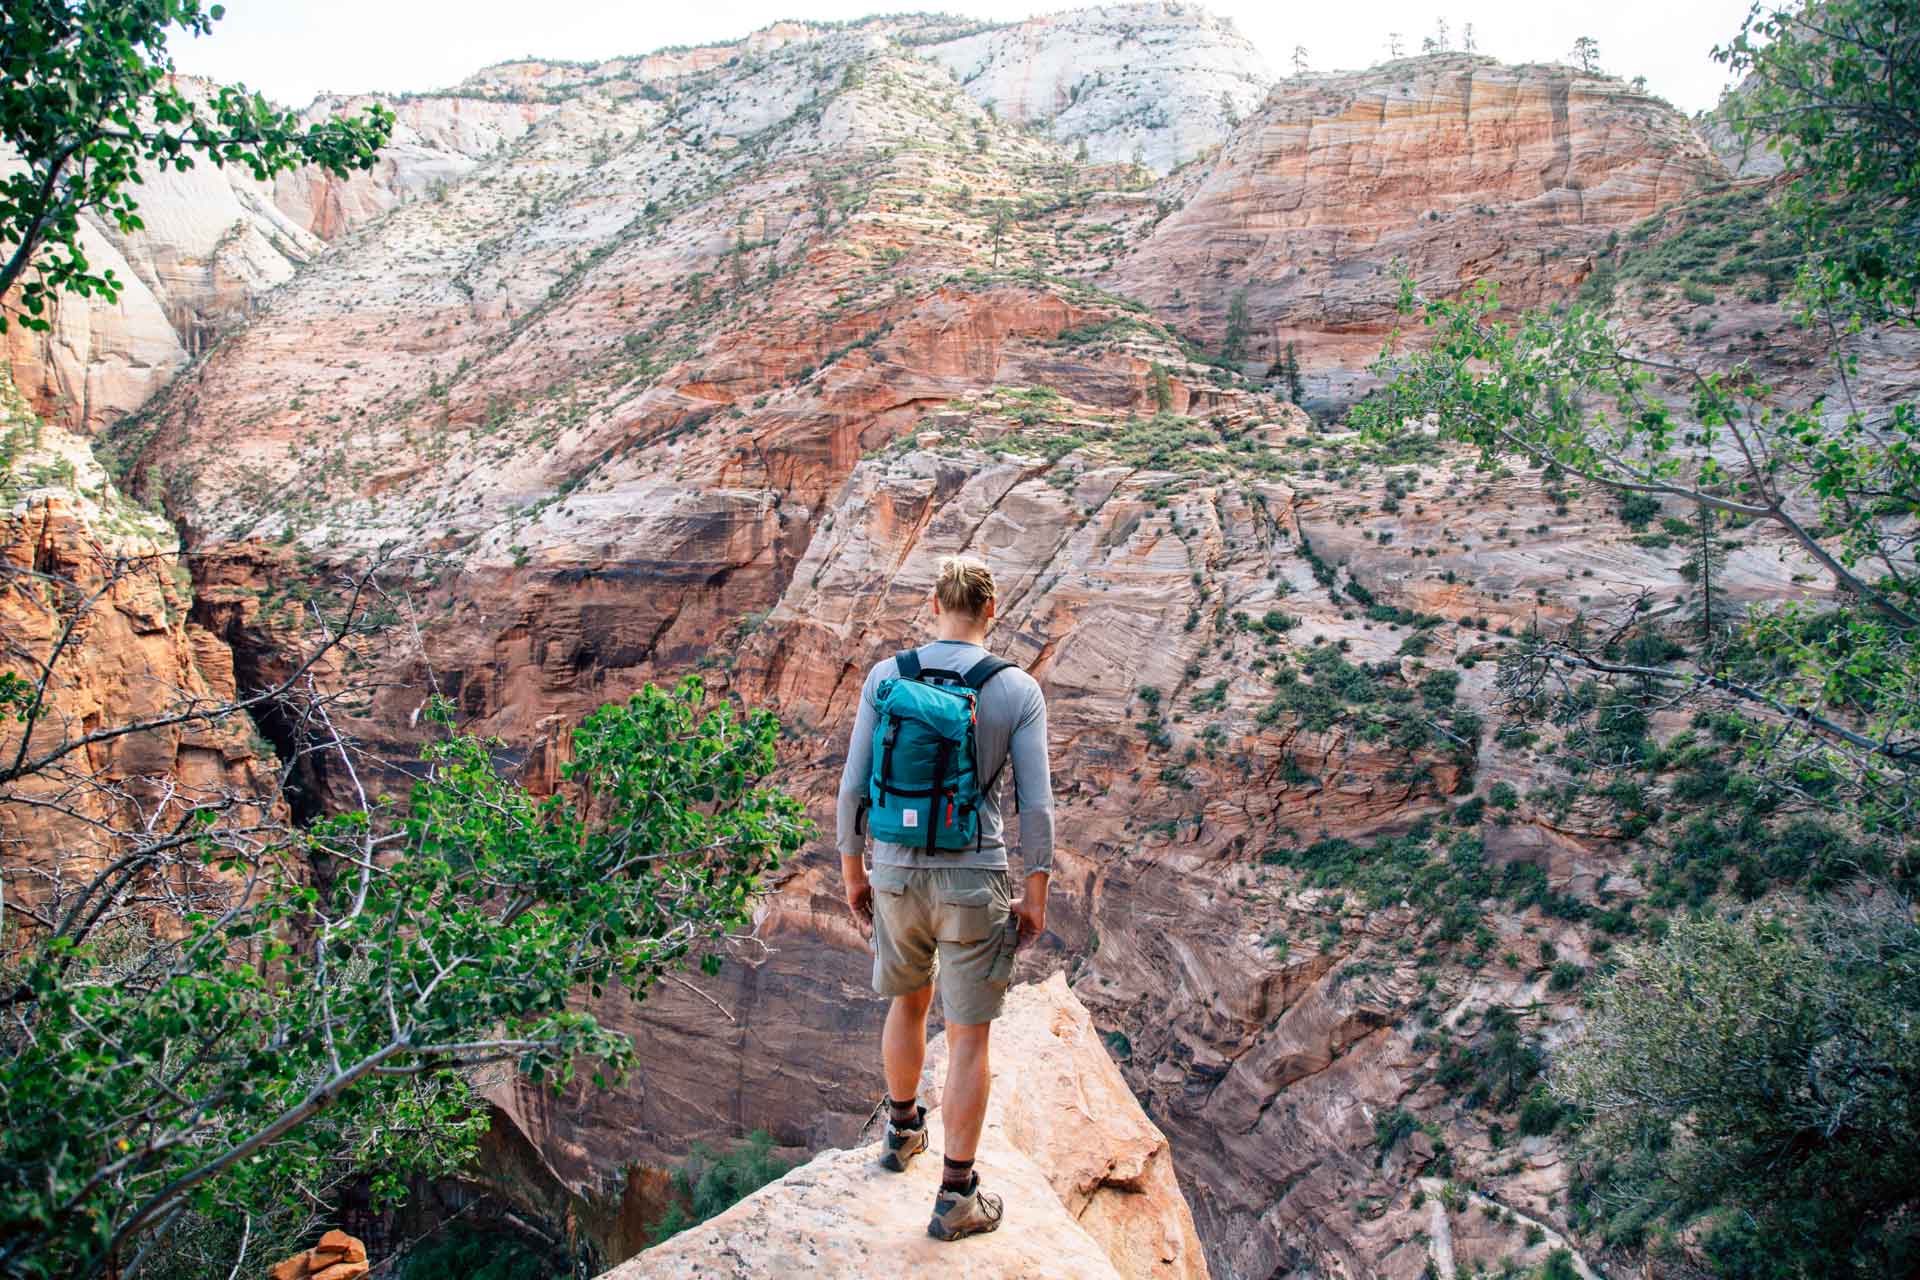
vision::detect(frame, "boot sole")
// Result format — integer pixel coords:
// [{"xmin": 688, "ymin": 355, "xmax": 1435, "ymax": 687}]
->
[{"xmin": 927, "ymin": 1215, "xmax": 1003, "ymax": 1242}]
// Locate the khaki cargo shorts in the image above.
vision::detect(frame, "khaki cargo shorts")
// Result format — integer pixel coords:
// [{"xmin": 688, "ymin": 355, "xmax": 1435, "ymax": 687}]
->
[{"xmin": 870, "ymin": 864, "xmax": 1018, "ymax": 1025}]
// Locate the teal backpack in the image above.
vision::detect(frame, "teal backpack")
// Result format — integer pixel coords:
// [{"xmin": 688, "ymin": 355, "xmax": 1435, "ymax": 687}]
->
[{"xmin": 864, "ymin": 649, "xmax": 1014, "ymax": 852}]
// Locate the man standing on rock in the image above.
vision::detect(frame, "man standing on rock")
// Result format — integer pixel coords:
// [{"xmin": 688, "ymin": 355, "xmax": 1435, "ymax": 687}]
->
[{"xmin": 836, "ymin": 553, "xmax": 1055, "ymax": 1242}]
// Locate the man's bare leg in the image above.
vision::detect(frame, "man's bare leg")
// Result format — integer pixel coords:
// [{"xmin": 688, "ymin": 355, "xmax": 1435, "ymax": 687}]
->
[
  {"xmin": 941, "ymin": 1021, "xmax": 992, "ymax": 1162},
  {"xmin": 926, "ymin": 1018, "xmax": 1003, "ymax": 1240},
  {"xmin": 883, "ymin": 984, "xmax": 935, "ymax": 1105}
]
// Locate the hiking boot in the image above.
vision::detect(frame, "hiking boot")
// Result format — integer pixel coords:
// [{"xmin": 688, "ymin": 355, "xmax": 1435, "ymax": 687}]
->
[
  {"xmin": 878, "ymin": 1107, "xmax": 928, "ymax": 1172},
  {"xmin": 927, "ymin": 1175, "xmax": 1004, "ymax": 1241}
]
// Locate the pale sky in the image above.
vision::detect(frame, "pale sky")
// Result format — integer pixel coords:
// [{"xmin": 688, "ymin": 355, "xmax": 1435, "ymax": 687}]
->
[{"xmin": 169, "ymin": 0, "xmax": 1754, "ymax": 117}]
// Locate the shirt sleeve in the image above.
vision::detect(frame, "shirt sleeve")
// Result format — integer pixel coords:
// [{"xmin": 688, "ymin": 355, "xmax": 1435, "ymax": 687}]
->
[
  {"xmin": 1009, "ymin": 680, "xmax": 1056, "ymax": 875},
  {"xmin": 835, "ymin": 664, "xmax": 882, "ymax": 858}
]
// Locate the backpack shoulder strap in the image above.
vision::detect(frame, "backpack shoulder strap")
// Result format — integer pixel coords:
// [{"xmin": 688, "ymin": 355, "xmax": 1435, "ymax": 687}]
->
[
  {"xmin": 894, "ymin": 649, "xmax": 922, "ymax": 681},
  {"xmin": 962, "ymin": 655, "xmax": 1015, "ymax": 691},
  {"xmin": 965, "ymin": 655, "xmax": 1020, "ymax": 812}
]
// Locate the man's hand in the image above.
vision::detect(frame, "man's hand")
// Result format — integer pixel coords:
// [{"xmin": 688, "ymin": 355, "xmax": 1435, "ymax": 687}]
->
[
  {"xmin": 841, "ymin": 854, "xmax": 873, "ymax": 931},
  {"xmin": 1011, "ymin": 870, "xmax": 1050, "ymax": 947}
]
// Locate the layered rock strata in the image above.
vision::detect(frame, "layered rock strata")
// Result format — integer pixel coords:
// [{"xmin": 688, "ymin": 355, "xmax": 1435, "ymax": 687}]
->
[
  {"xmin": 0, "ymin": 372, "xmax": 272, "ymax": 924},
  {"xmin": 1107, "ymin": 56, "xmax": 1722, "ymax": 402}
]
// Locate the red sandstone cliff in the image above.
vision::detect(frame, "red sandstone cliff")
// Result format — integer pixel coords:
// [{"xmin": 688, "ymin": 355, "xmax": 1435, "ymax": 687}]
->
[
  {"xmin": 4, "ymin": 9, "xmax": 1875, "ymax": 1278},
  {"xmin": 1107, "ymin": 55, "xmax": 1721, "ymax": 400},
  {"xmin": 0, "ymin": 373, "xmax": 273, "ymax": 927}
]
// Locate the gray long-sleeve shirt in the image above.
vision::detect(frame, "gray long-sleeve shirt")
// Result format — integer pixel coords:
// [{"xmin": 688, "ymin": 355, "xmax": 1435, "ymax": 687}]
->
[{"xmin": 834, "ymin": 639, "xmax": 1055, "ymax": 874}]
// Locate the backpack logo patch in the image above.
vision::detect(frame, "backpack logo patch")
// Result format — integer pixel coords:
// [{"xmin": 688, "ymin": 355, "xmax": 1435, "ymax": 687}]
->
[{"xmin": 902, "ymin": 809, "xmax": 918, "ymax": 827}]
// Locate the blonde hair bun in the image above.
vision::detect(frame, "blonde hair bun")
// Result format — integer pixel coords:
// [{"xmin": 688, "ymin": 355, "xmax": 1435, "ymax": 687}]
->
[{"xmin": 935, "ymin": 554, "xmax": 995, "ymax": 617}]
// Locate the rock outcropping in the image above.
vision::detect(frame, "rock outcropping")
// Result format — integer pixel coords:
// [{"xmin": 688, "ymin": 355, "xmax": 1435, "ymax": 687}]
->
[
  {"xmin": 1109, "ymin": 55, "xmax": 1721, "ymax": 402},
  {"xmin": 0, "ymin": 372, "xmax": 274, "ymax": 921},
  {"xmin": 604, "ymin": 975, "xmax": 1206, "ymax": 1279},
  {"xmin": 268, "ymin": 1230, "xmax": 370, "ymax": 1280},
  {"xmin": 923, "ymin": 3, "xmax": 1272, "ymax": 170}
]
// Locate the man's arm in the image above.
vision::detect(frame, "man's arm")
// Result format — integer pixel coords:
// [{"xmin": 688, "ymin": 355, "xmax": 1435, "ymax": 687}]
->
[
  {"xmin": 836, "ymin": 666, "xmax": 882, "ymax": 925},
  {"xmin": 1008, "ymin": 680, "xmax": 1055, "ymax": 943}
]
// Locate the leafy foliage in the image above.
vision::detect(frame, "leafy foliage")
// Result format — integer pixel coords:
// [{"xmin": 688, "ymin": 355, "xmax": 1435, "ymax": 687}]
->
[
  {"xmin": 1354, "ymin": 256, "xmax": 1919, "ymax": 827},
  {"xmin": 1557, "ymin": 904, "xmax": 1920, "ymax": 1277},
  {"xmin": 0, "ymin": 679, "xmax": 809, "ymax": 1278},
  {"xmin": 647, "ymin": 1130, "xmax": 793, "ymax": 1243},
  {"xmin": 1716, "ymin": 0, "xmax": 1920, "ymax": 323},
  {"xmin": 398, "ymin": 1225, "xmax": 556, "ymax": 1280},
  {"xmin": 1221, "ymin": 288, "xmax": 1251, "ymax": 364},
  {"xmin": 0, "ymin": 0, "xmax": 392, "ymax": 331},
  {"xmin": 1352, "ymin": 3, "xmax": 1920, "ymax": 1270}
]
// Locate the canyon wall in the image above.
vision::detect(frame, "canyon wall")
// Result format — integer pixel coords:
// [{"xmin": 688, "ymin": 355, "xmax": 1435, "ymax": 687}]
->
[
  {"xmin": 923, "ymin": 2, "xmax": 1272, "ymax": 171},
  {"xmin": 1108, "ymin": 55, "xmax": 1721, "ymax": 404},
  {"xmin": 0, "ymin": 371, "xmax": 274, "ymax": 924},
  {"xmin": 2, "ymin": 106, "xmax": 324, "ymax": 435},
  {"xmin": 7, "ymin": 7, "xmax": 1867, "ymax": 1277}
]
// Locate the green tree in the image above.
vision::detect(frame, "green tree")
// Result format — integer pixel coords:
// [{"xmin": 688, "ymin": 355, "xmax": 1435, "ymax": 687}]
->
[
  {"xmin": 1716, "ymin": 1, "xmax": 1920, "ymax": 322},
  {"xmin": 647, "ymin": 1130, "xmax": 793, "ymax": 1244},
  {"xmin": 1051, "ymin": 159, "xmax": 1076, "ymax": 204},
  {"xmin": 0, "ymin": 575, "xmax": 809, "ymax": 1280},
  {"xmin": 1222, "ymin": 288, "xmax": 1252, "ymax": 364},
  {"xmin": 1278, "ymin": 341, "xmax": 1304, "ymax": 405},
  {"xmin": 398, "ymin": 1226, "xmax": 555, "ymax": 1280},
  {"xmin": 0, "ymin": 0, "xmax": 392, "ymax": 332},
  {"xmin": 987, "ymin": 200, "xmax": 1014, "ymax": 270},
  {"xmin": 1681, "ymin": 504, "xmax": 1727, "ymax": 646},
  {"xmin": 1150, "ymin": 361, "xmax": 1173, "ymax": 413},
  {"xmin": 1570, "ymin": 36, "xmax": 1602, "ymax": 72},
  {"xmin": 1555, "ymin": 904, "xmax": 1920, "ymax": 1275},
  {"xmin": 1537, "ymin": 1251, "xmax": 1578, "ymax": 1280}
]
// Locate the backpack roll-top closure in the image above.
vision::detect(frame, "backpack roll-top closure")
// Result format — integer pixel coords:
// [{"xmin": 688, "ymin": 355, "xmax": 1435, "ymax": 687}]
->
[{"xmin": 894, "ymin": 649, "xmax": 922, "ymax": 681}]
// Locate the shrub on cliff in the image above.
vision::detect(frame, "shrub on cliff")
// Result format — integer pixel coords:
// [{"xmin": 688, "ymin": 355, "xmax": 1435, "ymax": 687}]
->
[
  {"xmin": 1556, "ymin": 903, "xmax": 1920, "ymax": 1275},
  {"xmin": 647, "ymin": 1130, "xmax": 793, "ymax": 1244},
  {"xmin": 398, "ymin": 1225, "xmax": 553, "ymax": 1280}
]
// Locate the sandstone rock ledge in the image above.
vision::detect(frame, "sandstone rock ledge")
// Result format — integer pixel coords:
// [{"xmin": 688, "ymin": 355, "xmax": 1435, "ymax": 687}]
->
[{"xmin": 604, "ymin": 974, "xmax": 1206, "ymax": 1279}]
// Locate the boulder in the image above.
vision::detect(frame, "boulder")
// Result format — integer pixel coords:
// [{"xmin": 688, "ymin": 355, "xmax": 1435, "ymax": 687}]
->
[{"xmin": 267, "ymin": 1230, "xmax": 369, "ymax": 1280}]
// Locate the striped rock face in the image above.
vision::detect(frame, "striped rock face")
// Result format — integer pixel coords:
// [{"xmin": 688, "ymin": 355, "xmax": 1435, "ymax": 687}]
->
[{"xmin": 16, "ymin": 8, "xmax": 1905, "ymax": 1278}]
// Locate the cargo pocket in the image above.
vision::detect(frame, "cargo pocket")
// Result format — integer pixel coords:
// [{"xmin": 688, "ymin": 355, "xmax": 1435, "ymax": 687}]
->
[
  {"xmin": 987, "ymin": 917, "xmax": 1020, "ymax": 985},
  {"xmin": 870, "ymin": 863, "xmax": 913, "ymax": 897},
  {"xmin": 932, "ymin": 872, "xmax": 1008, "ymax": 943}
]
